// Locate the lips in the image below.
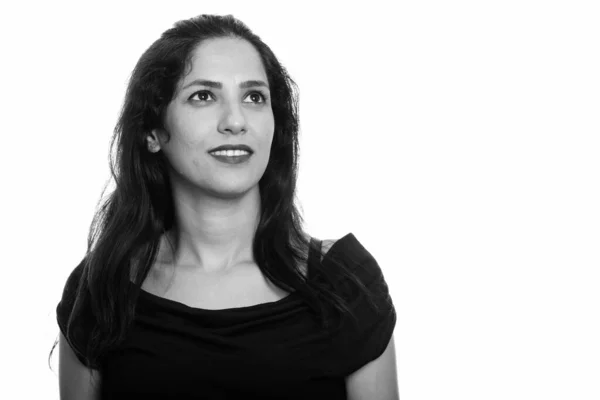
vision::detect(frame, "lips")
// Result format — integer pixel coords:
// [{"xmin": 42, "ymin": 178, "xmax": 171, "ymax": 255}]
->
[
  {"xmin": 210, "ymin": 152, "xmax": 252, "ymax": 165},
  {"xmin": 207, "ymin": 144, "xmax": 253, "ymax": 154}
]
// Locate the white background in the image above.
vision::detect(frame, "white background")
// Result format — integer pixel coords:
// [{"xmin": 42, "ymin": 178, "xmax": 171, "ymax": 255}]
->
[{"xmin": 0, "ymin": 0, "xmax": 598, "ymax": 399}]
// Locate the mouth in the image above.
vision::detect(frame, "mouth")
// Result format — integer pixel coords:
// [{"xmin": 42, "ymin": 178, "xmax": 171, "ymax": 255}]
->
[{"xmin": 209, "ymin": 152, "xmax": 252, "ymax": 165}]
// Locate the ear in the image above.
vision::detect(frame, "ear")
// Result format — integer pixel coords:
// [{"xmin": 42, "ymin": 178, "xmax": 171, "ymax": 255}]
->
[{"xmin": 147, "ymin": 129, "xmax": 161, "ymax": 152}]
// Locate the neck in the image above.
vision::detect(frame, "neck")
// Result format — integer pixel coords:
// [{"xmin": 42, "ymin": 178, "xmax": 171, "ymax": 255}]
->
[{"xmin": 164, "ymin": 186, "xmax": 262, "ymax": 274}]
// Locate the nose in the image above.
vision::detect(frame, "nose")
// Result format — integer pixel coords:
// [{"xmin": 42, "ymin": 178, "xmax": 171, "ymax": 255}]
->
[{"xmin": 218, "ymin": 102, "xmax": 247, "ymax": 135}]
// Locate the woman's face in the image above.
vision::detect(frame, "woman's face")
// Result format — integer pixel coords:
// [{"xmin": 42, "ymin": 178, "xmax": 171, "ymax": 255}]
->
[{"xmin": 149, "ymin": 37, "xmax": 275, "ymax": 198}]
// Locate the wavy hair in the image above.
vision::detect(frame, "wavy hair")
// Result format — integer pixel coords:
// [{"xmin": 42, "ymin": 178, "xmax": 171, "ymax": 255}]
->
[{"xmin": 49, "ymin": 13, "xmax": 383, "ymax": 377}]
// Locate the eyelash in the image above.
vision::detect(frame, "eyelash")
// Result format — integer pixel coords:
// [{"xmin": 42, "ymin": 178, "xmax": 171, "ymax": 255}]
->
[{"xmin": 188, "ymin": 90, "xmax": 268, "ymax": 104}]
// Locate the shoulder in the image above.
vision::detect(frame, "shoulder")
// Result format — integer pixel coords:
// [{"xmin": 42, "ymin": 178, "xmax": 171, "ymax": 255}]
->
[
  {"xmin": 56, "ymin": 258, "xmax": 98, "ymax": 368},
  {"xmin": 312, "ymin": 233, "xmax": 376, "ymax": 269},
  {"xmin": 319, "ymin": 233, "xmax": 369, "ymax": 263},
  {"xmin": 57, "ymin": 257, "xmax": 91, "ymax": 316},
  {"xmin": 320, "ymin": 233, "xmax": 389, "ymax": 292},
  {"xmin": 321, "ymin": 239, "xmax": 337, "ymax": 255},
  {"xmin": 61, "ymin": 258, "xmax": 87, "ymax": 299}
]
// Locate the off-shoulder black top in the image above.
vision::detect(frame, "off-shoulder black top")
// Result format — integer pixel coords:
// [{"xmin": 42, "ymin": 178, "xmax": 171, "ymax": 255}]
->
[{"xmin": 56, "ymin": 233, "xmax": 396, "ymax": 399}]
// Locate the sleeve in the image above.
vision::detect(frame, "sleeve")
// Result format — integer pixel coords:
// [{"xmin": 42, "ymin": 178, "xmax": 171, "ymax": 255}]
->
[
  {"xmin": 331, "ymin": 233, "xmax": 397, "ymax": 377},
  {"xmin": 56, "ymin": 258, "xmax": 98, "ymax": 368}
]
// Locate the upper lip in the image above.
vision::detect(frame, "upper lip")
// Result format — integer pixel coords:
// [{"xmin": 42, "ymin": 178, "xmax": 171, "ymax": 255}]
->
[{"xmin": 208, "ymin": 144, "xmax": 253, "ymax": 154}]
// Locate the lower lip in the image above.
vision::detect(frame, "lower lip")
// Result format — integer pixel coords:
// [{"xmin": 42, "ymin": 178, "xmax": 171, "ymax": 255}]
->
[{"xmin": 209, "ymin": 153, "xmax": 252, "ymax": 164}]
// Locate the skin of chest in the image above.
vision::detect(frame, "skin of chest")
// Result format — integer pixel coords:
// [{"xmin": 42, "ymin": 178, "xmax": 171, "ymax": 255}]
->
[
  {"xmin": 132, "ymin": 234, "xmax": 318, "ymax": 310},
  {"xmin": 141, "ymin": 260, "xmax": 297, "ymax": 310}
]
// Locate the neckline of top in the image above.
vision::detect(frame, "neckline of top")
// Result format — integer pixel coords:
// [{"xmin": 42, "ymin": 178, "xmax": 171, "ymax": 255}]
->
[{"xmin": 133, "ymin": 232, "xmax": 354, "ymax": 313}]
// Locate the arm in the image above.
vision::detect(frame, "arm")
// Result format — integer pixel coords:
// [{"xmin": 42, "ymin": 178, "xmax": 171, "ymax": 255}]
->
[
  {"xmin": 345, "ymin": 336, "xmax": 399, "ymax": 400},
  {"xmin": 58, "ymin": 332, "xmax": 102, "ymax": 400}
]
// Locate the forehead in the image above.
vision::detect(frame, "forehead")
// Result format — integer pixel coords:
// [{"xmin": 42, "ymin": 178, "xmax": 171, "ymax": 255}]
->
[{"xmin": 185, "ymin": 37, "xmax": 266, "ymax": 81}]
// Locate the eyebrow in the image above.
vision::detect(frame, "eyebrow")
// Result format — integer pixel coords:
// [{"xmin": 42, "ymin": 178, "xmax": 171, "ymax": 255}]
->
[{"xmin": 181, "ymin": 79, "xmax": 269, "ymax": 91}]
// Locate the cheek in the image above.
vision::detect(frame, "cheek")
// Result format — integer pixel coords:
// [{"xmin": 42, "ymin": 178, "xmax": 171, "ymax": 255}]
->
[
  {"xmin": 264, "ymin": 120, "xmax": 275, "ymax": 146},
  {"xmin": 164, "ymin": 135, "xmax": 208, "ymax": 177},
  {"xmin": 260, "ymin": 134, "xmax": 274, "ymax": 161}
]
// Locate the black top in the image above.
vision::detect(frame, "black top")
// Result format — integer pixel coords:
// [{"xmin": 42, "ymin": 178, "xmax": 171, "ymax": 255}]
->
[{"xmin": 56, "ymin": 233, "xmax": 396, "ymax": 399}]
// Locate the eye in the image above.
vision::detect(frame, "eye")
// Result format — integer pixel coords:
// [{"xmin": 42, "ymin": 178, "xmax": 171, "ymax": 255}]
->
[
  {"xmin": 189, "ymin": 91, "xmax": 215, "ymax": 103},
  {"xmin": 244, "ymin": 91, "xmax": 268, "ymax": 104},
  {"xmin": 188, "ymin": 90, "xmax": 268, "ymax": 104}
]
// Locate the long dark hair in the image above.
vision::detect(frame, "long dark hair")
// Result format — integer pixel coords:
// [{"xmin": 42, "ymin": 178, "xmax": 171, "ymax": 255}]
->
[{"xmin": 49, "ymin": 13, "xmax": 383, "ymax": 375}]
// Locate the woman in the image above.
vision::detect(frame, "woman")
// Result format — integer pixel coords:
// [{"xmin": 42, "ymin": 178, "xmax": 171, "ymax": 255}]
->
[{"xmin": 49, "ymin": 14, "xmax": 398, "ymax": 399}]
